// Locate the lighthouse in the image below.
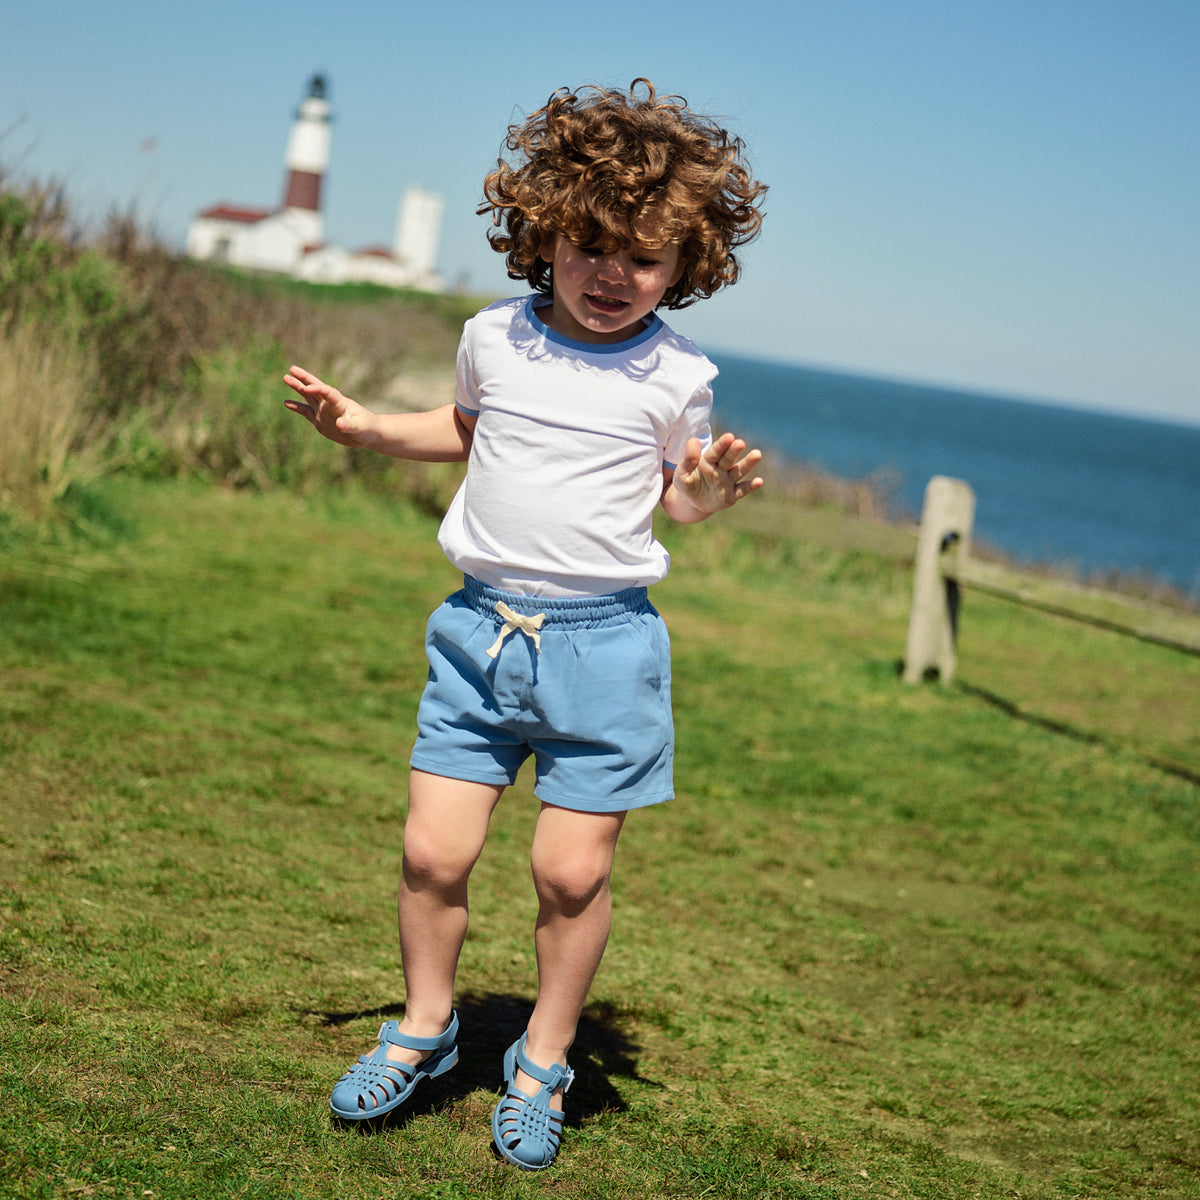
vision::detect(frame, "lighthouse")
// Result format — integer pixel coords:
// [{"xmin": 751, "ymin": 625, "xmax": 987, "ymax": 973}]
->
[
  {"xmin": 187, "ymin": 74, "xmax": 444, "ymax": 291},
  {"xmin": 282, "ymin": 74, "xmax": 332, "ymax": 248}
]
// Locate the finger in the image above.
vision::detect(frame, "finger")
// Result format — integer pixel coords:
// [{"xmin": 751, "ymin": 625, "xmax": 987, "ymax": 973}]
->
[
  {"xmin": 707, "ymin": 436, "xmax": 747, "ymax": 473},
  {"xmin": 703, "ymin": 432, "xmax": 736, "ymax": 463},
  {"xmin": 285, "ymin": 365, "xmax": 333, "ymax": 400},
  {"xmin": 283, "ymin": 377, "xmax": 325, "ymax": 406},
  {"xmin": 732, "ymin": 448, "xmax": 763, "ymax": 477},
  {"xmin": 720, "ymin": 439, "xmax": 748, "ymax": 471},
  {"xmin": 730, "ymin": 476, "xmax": 764, "ymax": 502},
  {"xmin": 282, "ymin": 398, "xmax": 317, "ymax": 423},
  {"xmin": 679, "ymin": 436, "xmax": 705, "ymax": 473}
]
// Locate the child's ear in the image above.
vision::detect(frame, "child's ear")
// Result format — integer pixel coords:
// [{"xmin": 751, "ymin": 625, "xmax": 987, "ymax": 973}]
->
[{"xmin": 537, "ymin": 232, "xmax": 559, "ymax": 264}]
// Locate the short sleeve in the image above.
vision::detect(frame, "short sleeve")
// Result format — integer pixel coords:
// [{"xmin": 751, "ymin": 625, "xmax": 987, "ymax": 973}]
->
[
  {"xmin": 662, "ymin": 379, "xmax": 714, "ymax": 470},
  {"xmin": 454, "ymin": 324, "xmax": 482, "ymax": 417}
]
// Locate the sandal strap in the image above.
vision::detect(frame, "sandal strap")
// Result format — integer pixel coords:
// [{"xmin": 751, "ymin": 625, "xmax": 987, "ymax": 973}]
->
[
  {"xmin": 377, "ymin": 1011, "xmax": 459, "ymax": 1054},
  {"xmin": 353, "ymin": 1052, "xmax": 416, "ymax": 1084},
  {"xmin": 513, "ymin": 1037, "xmax": 574, "ymax": 1094}
]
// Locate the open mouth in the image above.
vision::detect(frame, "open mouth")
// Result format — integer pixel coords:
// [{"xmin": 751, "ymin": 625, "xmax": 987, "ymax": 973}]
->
[{"xmin": 585, "ymin": 293, "xmax": 628, "ymax": 314}]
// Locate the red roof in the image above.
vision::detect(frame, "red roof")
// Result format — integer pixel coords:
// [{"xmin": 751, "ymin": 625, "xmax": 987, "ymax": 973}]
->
[
  {"xmin": 356, "ymin": 245, "xmax": 397, "ymax": 260},
  {"xmin": 197, "ymin": 204, "xmax": 275, "ymax": 223}
]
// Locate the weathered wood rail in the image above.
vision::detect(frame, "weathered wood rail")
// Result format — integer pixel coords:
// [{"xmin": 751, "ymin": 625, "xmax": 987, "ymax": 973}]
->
[{"xmin": 903, "ymin": 475, "xmax": 1200, "ymax": 683}]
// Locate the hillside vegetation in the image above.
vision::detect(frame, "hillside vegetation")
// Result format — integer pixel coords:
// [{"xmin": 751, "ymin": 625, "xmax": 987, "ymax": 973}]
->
[{"xmin": 0, "ymin": 170, "xmax": 480, "ymax": 533}]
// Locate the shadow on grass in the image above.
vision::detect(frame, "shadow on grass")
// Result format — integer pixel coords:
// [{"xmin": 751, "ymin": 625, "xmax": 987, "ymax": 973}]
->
[
  {"xmin": 304, "ymin": 991, "xmax": 650, "ymax": 1132},
  {"xmin": 956, "ymin": 680, "xmax": 1200, "ymax": 786}
]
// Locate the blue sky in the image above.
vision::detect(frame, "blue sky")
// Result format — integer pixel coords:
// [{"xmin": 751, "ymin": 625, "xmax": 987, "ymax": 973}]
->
[{"xmin": 7, "ymin": 0, "xmax": 1199, "ymax": 425}]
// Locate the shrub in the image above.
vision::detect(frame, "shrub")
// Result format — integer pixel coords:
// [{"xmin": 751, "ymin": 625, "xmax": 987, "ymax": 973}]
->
[{"xmin": 0, "ymin": 319, "xmax": 107, "ymax": 523}]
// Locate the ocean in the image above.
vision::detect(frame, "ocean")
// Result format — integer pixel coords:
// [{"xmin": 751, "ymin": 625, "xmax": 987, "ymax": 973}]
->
[{"xmin": 708, "ymin": 355, "xmax": 1200, "ymax": 600}]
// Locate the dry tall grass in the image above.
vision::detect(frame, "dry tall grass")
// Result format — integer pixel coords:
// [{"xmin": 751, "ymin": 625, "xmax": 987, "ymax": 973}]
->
[{"xmin": 0, "ymin": 321, "xmax": 107, "ymax": 522}]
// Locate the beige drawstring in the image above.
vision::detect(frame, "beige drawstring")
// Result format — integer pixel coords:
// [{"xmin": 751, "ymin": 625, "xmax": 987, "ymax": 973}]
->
[{"xmin": 485, "ymin": 601, "xmax": 546, "ymax": 658}]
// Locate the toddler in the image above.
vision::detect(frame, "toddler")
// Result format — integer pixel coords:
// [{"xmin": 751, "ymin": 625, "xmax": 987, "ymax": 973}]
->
[{"xmin": 283, "ymin": 77, "xmax": 766, "ymax": 1170}]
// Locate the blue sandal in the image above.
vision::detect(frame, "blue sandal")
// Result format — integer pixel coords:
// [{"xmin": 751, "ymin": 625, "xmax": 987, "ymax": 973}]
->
[
  {"xmin": 329, "ymin": 1012, "xmax": 459, "ymax": 1120},
  {"xmin": 491, "ymin": 1033, "xmax": 574, "ymax": 1170}
]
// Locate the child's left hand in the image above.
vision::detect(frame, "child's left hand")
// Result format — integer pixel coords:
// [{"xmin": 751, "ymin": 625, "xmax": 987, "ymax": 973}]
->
[{"xmin": 669, "ymin": 432, "xmax": 764, "ymax": 517}]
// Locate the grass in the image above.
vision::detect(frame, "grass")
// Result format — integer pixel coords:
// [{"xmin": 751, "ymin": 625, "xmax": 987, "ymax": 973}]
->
[{"xmin": 2, "ymin": 477, "xmax": 1198, "ymax": 1199}]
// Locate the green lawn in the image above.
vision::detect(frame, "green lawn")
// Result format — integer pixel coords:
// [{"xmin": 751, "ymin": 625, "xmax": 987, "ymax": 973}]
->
[{"xmin": 2, "ymin": 478, "xmax": 1197, "ymax": 1199}]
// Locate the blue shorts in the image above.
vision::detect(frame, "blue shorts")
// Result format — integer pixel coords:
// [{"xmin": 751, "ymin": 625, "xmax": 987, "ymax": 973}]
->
[{"xmin": 410, "ymin": 577, "xmax": 674, "ymax": 812}]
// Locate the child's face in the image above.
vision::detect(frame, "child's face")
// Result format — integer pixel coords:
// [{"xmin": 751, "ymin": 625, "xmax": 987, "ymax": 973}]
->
[{"xmin": 537, "ymin": 233, "xmax": 684, "ymax": 344}]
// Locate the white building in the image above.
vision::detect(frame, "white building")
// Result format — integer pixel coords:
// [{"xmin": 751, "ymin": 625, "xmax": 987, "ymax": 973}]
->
[
  {"xmin": 395, "ymin": 188, "xmax": 444, "ymax": 281},
  {"xmin": 187, "ymin": 75, "xmax": 444, "ymax": 292}
]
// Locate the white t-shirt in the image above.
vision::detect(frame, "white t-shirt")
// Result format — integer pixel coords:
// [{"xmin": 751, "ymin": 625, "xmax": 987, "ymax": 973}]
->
[{"xmin": 437, "ymin": 296, "xmax": 716, "ymax": 597}]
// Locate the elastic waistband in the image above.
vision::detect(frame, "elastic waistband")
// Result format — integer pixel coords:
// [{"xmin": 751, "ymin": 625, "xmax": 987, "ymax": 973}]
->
[{"xmin": 460, "ymin": 576, "xmax": 652, "ymax": 629}]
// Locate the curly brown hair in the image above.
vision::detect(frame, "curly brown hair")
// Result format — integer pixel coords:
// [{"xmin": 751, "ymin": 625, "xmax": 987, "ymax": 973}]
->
[{"xmin": 479, "ymin": 79, "xmax": 766, "ymax": 310}]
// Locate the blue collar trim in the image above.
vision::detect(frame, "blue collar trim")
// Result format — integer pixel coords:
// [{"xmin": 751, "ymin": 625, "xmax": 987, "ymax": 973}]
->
[{"xmin": 526, "ymin": 296, "xmax": 662, "ymax": 353}]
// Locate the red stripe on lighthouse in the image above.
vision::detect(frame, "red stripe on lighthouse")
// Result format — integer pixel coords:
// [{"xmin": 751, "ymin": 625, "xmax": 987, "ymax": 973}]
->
[{"xmin": 284, "ymin": 170, "xmax": 322, "ymax": 212}]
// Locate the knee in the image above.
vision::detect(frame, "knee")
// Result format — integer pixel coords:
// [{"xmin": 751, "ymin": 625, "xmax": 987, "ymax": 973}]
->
[
  {"xmin": 531, "ymin": 845, "xmax": 611, "ymax": 913},
  {"xmin": 402, "ymin": 822, "xmax": 478, "ymax": 892}
]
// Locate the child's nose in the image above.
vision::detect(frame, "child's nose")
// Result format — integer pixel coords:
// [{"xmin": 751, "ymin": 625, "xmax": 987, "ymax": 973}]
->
[{"xmin": 597, "ymin": 255, "xmax": 629, "ymax": 283}]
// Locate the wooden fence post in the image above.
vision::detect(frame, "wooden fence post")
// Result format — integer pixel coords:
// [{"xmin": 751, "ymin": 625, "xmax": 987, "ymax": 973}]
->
[{"xmin": 903, "ymin": 476, "xmax": 975, "ymax": 683}]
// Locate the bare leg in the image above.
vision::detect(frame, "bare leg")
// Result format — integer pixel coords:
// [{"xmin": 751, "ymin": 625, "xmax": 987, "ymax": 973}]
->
[
  {"xmin": 517, "ymin": 803, "xmax": 627, "ymax": 1105},
  {"xmin": 387, "ymin": 769, "xmax": 504, "ymax": 1068}
]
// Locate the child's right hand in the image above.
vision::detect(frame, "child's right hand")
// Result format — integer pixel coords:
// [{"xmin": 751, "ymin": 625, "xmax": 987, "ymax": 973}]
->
[{"xmin": 282, "ymin": 364, "xmax": 378, "ymax": 448}]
